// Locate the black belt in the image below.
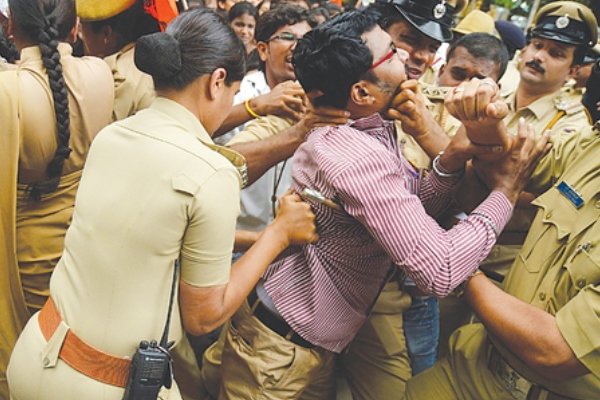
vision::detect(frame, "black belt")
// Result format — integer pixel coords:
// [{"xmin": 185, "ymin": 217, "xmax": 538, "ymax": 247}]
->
[{"xmin": 247, "ymin": 287, "xmax": 314, "ymax": 348}]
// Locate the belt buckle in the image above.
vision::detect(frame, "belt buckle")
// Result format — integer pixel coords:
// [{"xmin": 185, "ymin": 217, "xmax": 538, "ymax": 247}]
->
[{"xmin": 490, "ymin": 350, "xmax": 532, "ymax": 400}]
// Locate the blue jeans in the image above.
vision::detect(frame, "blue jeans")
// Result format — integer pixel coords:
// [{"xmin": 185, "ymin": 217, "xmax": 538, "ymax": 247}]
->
[{"xmin": 402, "ymin": 295, "xmax": 440, "ymax": 375}]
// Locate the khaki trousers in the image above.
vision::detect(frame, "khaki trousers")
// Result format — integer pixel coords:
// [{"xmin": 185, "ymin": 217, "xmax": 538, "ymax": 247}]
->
[
  {"xmin": 217, "ymin": 301, "xmax": 335, "ymax": 400},
  {"xmin": 341, "ymin": 281, "xmax": 412, "ymax": 400}
]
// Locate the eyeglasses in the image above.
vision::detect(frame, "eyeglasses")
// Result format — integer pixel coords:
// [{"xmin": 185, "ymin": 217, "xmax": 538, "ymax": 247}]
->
[
  {"xmin": 369, "ymin": 45, "xmax": 399, "ymax": 70},
  {"xmin": 268, "ymin": 32, "xmax": 301, "ymax": 43}
]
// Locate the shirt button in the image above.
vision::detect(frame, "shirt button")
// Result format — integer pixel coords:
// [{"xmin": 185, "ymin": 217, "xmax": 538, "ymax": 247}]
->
[
  {"xmin": 545, "ymin": 211, "xmax": 553, "ymax": 219},
  {"xmin": 400, "ymin": 139, "xmax": 407, "ymax": 144},
  {"xmin": 595, "ymin": 200, "xmax": 600, "ymax": 209},
  {"xmin": 538, "ymin": 292, "xmax": 546, "ymax": 301},
  {"xmin": 43, "ymin": 357, "xmax": 50, "ymax": 367},
  {"xmin": 577, "ymin": 278, "xmax": 587, "ymax": 289}
]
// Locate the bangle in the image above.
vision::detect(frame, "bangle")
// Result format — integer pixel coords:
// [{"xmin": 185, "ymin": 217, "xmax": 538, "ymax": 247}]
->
[
  {"xmin": 432, "ymin": 152, "xmax": 463, "ymax": 178},
  {"xmin": 244, "ymin": 99, "xmax": 260, "ymax": 119}
]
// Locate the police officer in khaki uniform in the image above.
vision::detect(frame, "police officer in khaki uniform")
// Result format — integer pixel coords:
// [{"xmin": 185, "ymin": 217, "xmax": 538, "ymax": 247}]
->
[
  {"xmin": 77, "ymin": 0, "xmax": 166, "ymax": 121},
  {"xmin": 435, "ymin": 1, "xmax": 598, "ymax": 358},
  {"xmin": 404, "ymin": 85, "xmax": 600, "ymax": 400}
]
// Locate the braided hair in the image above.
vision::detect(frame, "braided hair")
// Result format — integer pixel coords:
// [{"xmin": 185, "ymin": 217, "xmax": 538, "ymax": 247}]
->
[{"xmin": 9, "ymin": 0, "xmax": 76, "ymax": 201}]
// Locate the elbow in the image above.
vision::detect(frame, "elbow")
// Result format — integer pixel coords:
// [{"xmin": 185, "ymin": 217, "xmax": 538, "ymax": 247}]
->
[
  {"xmin": 525, "ymin": 351, "xmax": 585, "ymax": 382},
  {"xmin": 183, "ymin": 318, "xmax": 221, "ymax": 336}
]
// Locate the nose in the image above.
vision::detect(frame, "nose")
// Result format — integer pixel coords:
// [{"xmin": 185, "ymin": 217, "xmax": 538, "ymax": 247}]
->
[{"xmin": 397, "ymin": 48, "xmax": 409, "ymax": 64}]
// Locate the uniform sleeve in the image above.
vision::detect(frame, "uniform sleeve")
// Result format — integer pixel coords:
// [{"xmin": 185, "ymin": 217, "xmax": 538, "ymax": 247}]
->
[
  {"xmin": 528, "ymin": 125, "xmax": 598, "ymax": 195},
  {"xmin": 332, "ymin": 150, "xmax": 513, "ymax": 296},
  {"xmin": 226, "ymin": 115, "xmax": 292, "ymax": 145},
  {"xmin": 556, "ymin": 285, "xmax": 600, "ymax": 376},
  {"xmin": 180, "ymin": 167, "xmax": 240, "ymax": 287}
]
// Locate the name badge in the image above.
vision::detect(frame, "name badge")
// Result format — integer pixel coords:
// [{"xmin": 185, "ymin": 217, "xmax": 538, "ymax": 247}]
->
[{"xmin": 557, "ymin": 181, "xmax": 584, "ymax": 209}]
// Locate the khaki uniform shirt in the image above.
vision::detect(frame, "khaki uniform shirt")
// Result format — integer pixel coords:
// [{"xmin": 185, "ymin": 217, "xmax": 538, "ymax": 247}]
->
[
  {"xmin": 449, "ymin": 125, "xmax": 600, "ymax": 399},
  {"xmin": 7, "ymin": 98, "xmax": 240, "ymax": 399},
  {"xmin": 0, "ymin": 43, "xmax": 113, "ymax": 398},
  {"xmin": 104, "ymin": 43, "xmax": 155, "ymax": 121},
  {"xmin": 481, "ymin": 88, "xmax": 590, "ymax": 279}
]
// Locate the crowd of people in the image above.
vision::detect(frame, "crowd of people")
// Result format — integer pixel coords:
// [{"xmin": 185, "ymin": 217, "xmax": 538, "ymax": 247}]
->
[{"xmin": 1, "ymin": 0, "xmax": 600, "ymax": 399}]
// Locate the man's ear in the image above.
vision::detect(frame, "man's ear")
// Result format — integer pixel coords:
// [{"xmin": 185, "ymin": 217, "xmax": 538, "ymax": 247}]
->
[
  {"xmin": 256, "ymin": 41, "xmax": 268, "ymax": 63},
  {"xmin": 349, "ymin": 80, "xmax": 375, "ymax": 106},
  {"xmin": 208, "ymin": 67, "xmax": 228, "ymax": 100},
  {"xmin": 568, "ymin": 64, "xmax": 581, "ymax": 80},
  {"xmin": 69, "ymin": 18, "xmax": 79, "ymax": 44}
]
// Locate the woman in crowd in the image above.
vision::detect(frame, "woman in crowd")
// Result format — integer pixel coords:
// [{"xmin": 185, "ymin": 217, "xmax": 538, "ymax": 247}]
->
[
  {"xmin": 0, "ymin": 0, "xmax": 113, "ymax": 397},
  {"xmin": 228, "ymin": 1, "xmax": 257, "ymax": 54},
  {"xmin": 7, "ymin": 8, "xmax": 316, "ymax": 400}
]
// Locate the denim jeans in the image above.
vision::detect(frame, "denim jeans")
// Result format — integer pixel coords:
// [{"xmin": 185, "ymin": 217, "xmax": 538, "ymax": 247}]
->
[{"xmin": 402, "ymin": 295, "xmax": 440, "ymax": 375}]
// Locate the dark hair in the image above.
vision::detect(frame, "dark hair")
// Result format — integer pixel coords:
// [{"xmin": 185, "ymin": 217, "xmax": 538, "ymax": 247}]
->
[
  {"xmin": 308, "ymin": 7, "xmax": 329, "ymax": 28},
  {"xmin": 228, "ymin": 1, "xmax": 258, "ymax": 23},
  {"xmin": 254, "ymin": 3, "xmax": 309, "ymax": 43},
  {"xmin": 9, "ymin": 0, "xmax": 76, "ymax": 200},
  {"xmin": 293, "ymin": 8, "xmax": 380, "ymax": 108},
  {"xmin": 88, "ymin": 0, "xmax": 160, "ymax": 51},
  {"xmin": 447, "ymin": 33, "xmax": 509, "ymax": 81},
  {"xmin": 135, "ymin": 8, "xmax": 246, "ymax": 90},
  {"xmin": 0, "ymin": 23, "xmax": 19, "ymax": 63},
  {"xmin": 368, "ymin": 1, "xmax": 403, "ymax": 31}
]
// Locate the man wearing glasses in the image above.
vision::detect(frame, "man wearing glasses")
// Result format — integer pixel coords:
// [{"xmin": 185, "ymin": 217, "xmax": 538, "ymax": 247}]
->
[{"xmin": 216, "ymin": 8, "xmax": 546, "ymax": 399}]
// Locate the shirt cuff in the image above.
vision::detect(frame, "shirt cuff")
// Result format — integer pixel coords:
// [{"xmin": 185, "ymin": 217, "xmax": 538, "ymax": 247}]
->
[
  {"xmin": 556, "ymin": 290, "xmax": 600, "ymax": 376},
  {"xmin": 471, "ymin": 191, "xmax": 514, "ymax": 236}
]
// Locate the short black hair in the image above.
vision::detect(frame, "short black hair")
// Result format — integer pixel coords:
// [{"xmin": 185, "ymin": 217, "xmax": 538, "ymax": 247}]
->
[
  {"xmin": 447, "ymin": 33, "xmax": 509, "ymax": 81},
  {"xmin": 293, "ymin": 8, "xmax": 380, "ymax": 108},
  {"xmin": 368, "ymin": 1, "xmax": 403, "ymax": 31},
  {"xmin": 254, "ymin": 3, "xmax": 309, "ymax": 43}
]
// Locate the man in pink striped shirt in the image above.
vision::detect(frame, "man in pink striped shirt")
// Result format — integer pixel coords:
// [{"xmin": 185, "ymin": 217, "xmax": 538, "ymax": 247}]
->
[{"xmin": 218, "ymin": 8, "xmax": 547, "ymax": 399}]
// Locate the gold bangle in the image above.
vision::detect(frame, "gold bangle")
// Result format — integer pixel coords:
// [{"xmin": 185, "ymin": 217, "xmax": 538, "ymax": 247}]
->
[{"xmin": 244, "ymin": 99, "xmax": 260, "ymax": 119}]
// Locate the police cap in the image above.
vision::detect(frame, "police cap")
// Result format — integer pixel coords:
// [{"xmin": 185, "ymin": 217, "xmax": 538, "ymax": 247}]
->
[
  {"xmin": 583, "ymin": 40, "xmax": 600, "ymax": 64},
  {"xmin": 377, "ymin": 0, "xmax": 467, "ymax": 43},
  {"xmin": 77, "ymin": 0, "xmax": 136, "ymax": 21},
  {"xmin": 531, "ymin": 1, "xmax": 598, "ymax": 48}
]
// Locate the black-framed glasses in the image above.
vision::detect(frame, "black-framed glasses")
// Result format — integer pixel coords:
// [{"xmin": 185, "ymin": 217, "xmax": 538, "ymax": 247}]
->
[{"xmin": 268, "ymin": 32, "xmax": 301, "ymax": 43}]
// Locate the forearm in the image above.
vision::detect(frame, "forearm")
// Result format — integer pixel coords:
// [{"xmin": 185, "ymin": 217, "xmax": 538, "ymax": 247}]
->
[
  {"xmin": 214, "ymin": 103, "xmax": 253, "ymax": 137},
  {"xmin": 465, "ymin": 274, "xmax": 588, "ymax": 380},
  {"xmin": 233, "ymin": 229, "xmax": 261, "ymax": 252},
  {"xmin": 230, "ymin": 125, "xmax": 304, "ymax": 185},
  {"xmin": 412, "ymin": 122, "xmax": 451, "ymax": 159}
]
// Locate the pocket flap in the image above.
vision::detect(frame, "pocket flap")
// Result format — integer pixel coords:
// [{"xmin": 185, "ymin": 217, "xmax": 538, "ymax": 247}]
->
[{"xmin": 171, "ymin": 173, "xmax": 200, "ymax": 196}]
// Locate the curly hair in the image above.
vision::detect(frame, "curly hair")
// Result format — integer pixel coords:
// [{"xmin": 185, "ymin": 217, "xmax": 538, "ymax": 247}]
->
[{"xmin": 9, "ymin": 0, "xmax": 76, "ymax": 201}]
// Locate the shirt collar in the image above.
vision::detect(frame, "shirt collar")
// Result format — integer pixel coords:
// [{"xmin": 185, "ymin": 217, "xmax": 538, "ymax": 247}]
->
[
  {"xmin": 506, "ymin": 90, "xmax": 558, "ymax": 120},
  {"xmin": 149, "ymin": 97, "xmax": 214, "ymax": 145},
  {"xmin": 19, "ymin": 43, "xmax": 73, "ymax": 63},
  {"xmin": 348, "ymin": 113, "xmax": 390, "ymax": 131}
]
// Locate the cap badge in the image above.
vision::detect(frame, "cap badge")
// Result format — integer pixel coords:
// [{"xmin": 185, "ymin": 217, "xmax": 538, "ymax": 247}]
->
[
  {"xmin": 556, "ymin": 14, "xmax": 570, "ymax": 29},
  {"xmin": 433, "ymin": 1, "xmax": 447, "ymax": 20}
]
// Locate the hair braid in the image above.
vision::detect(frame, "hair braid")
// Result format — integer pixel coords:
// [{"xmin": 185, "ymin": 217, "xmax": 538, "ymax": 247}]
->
[{"xmin": 26, "ymin": 16, "xmax": 71, "ymax": 201}]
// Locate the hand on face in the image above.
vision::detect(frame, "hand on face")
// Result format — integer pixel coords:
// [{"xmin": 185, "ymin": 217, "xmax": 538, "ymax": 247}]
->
[{"xmin": 386, "ymin": 79, "xmax": 436, "ymax": 138}]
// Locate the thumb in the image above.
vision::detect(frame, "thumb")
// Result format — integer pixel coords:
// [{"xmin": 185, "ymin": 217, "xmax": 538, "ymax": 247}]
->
[{"xmin": 486, "ymin": 101, "xmax": 509, "ymax": 119}]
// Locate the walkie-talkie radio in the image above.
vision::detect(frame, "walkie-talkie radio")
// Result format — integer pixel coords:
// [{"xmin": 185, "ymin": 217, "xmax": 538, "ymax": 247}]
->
[{"xmin": 123, "ymin": 261, "xmax": 179, "ymax": 400}]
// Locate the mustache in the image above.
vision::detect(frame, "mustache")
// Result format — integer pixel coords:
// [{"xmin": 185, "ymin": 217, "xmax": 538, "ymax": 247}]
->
[{"xmin": 525, "ymin": 60, "xmax": 545, "ymax": 74}]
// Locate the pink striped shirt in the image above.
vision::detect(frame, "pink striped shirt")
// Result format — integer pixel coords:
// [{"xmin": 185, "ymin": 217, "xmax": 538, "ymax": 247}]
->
[{"xmin": 263, "ymin": 113, "xmax": 513, "ymax": 352}]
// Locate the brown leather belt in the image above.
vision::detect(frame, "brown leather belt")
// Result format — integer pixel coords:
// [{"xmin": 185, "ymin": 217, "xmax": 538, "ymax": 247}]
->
[
  {"xmin": 247, "ymin": 287, "xmax": 315, "ymax": 348},
  {"xmin": 487, "ymin": 344, "xmax": 576, "ymax": 400},
  {"xmin": 38, "ymin": 297, "xmax": 131, "ymax": 387}
]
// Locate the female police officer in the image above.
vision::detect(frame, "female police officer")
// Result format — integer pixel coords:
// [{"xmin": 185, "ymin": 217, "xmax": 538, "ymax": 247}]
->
[{"xmin": 7, "ymin": 8, "xmax": 317, "ymax": 400}]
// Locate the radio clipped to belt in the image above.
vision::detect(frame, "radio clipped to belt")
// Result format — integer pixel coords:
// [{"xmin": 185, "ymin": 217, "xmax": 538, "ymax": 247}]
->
[{"xmin": 123, "ymin": 260, "xmax": 180, "ymax": 400}]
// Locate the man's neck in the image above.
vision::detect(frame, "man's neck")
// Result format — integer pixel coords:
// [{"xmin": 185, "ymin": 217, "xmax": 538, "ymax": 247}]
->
[
  {"xmin": 515, "ymin": 81, "xmax": 562, "ymax": 109},
  {"xmin": 265, "ymin": 69, "xmax": 282, "ymax": 90}
]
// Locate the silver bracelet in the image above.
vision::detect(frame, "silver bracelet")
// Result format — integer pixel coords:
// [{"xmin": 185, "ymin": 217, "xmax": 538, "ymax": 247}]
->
[
  {"xmin": 471, "ymin": 211, "xmax": 499, "ymax": 238},
  {"xmin": 432, "ymin": 152, "xmax": 463, "ymax": 178}
]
